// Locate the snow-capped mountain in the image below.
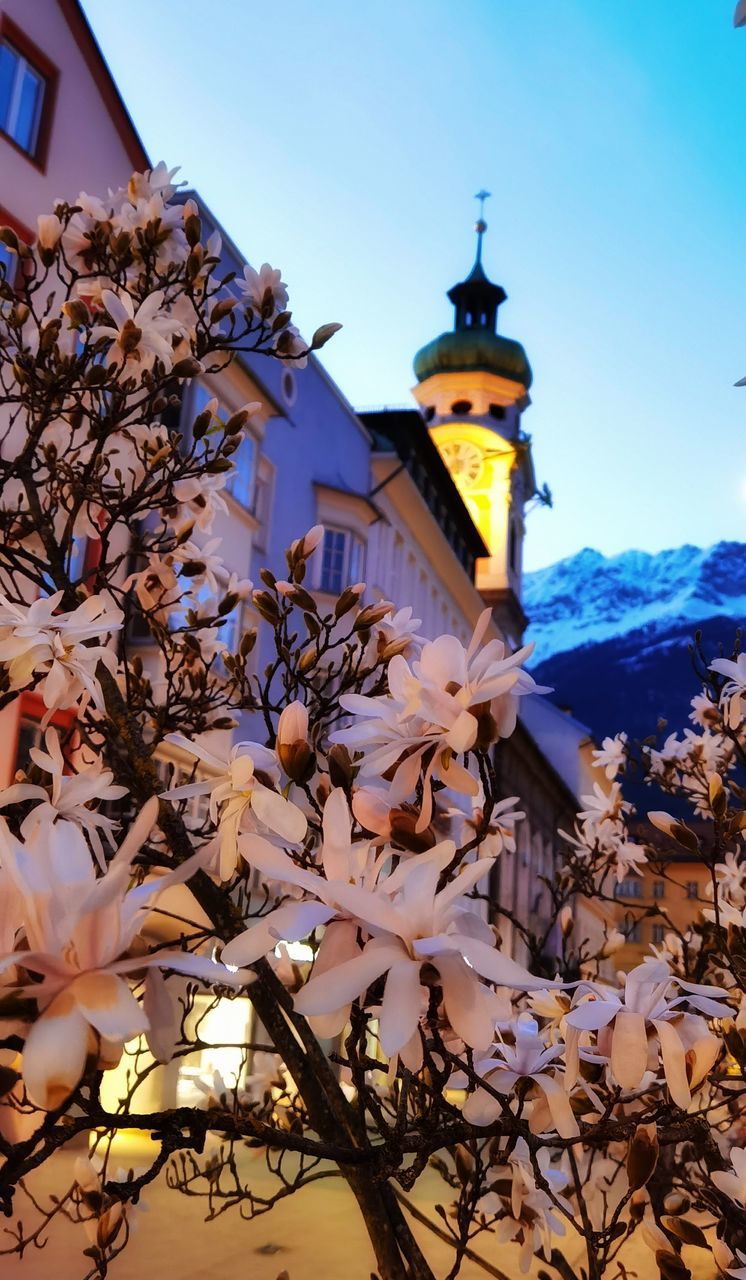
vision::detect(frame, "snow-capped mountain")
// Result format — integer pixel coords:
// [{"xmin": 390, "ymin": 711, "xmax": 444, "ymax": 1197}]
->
[
  {"xmin": 525, "ymin": 541, "xmax": 746, "ymax": 664},
  {"xmin": 524, "ymin": 541, "xmax": 746, "ymax": 744}
]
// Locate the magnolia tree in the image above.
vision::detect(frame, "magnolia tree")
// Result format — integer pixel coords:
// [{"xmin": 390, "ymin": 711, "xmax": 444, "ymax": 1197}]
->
[{"xmin": 1, "ymin": 168, "xmax": 746, "ymax": 1280}]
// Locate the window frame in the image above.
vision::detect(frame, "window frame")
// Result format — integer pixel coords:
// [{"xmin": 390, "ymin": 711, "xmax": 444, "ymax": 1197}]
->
[
  {"xmin": 317, "ymin": 525, "xmax": 366, "ymax": 596},
  {"xmin": 616, "ymin": 876, "xmax": 643, "ymax": 899},
  {"xmin": 0, "ymin": 16, "xmax": 58, "ymax": 170}
]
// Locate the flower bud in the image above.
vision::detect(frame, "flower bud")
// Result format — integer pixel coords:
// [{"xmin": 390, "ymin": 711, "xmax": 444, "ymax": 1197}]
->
[
  {"xmin": 353, "ymin": 600, "xmax": 393, "ymax": 632},
  {"xmin": 277, "ymin": 701, "xmax": 315, "ymax": 783},
  {"xmin": 626, "ymin": 1122, "xmax": 659, "ymax": 1191},
  {"xmin": 36, "ymin": 213, "xmax": 63, "ymax": 265},
  {"xmin": 335, "ymin": 584, "xmax": 365, "ymax": 619},
  {"xmin": 62, "ymin": 298, "xmax": 90, "ymax": 328},
  {"xmin": 389, "ymin": 808, "xmax": 436, "ymax": 853},
  {"xmin": 252, "ymin": 590, "xmax": 281, "ymax": 624},
  {"xmin": 327, "ymin": 743, "xmax": 355, "ymax": 790},
  {"xmin": 290, "ymin": 525, "xmax": 324, "ymax": 562},
  {"xmin": 559, "ymin": 904, "xmax": 573, "ymax": 937},
  {"xmin": 708, "ymin": 772, "xmax": 727, "ymax": 820},
  {"xmin": 601, "ymin": 928, "xmax": 625, "ymax": 957}
]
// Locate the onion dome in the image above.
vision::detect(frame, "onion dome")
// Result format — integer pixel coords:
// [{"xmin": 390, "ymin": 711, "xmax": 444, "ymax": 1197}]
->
[{"xmin": 413, "ymin": 198, "xmax": 532, "ymax": 390}]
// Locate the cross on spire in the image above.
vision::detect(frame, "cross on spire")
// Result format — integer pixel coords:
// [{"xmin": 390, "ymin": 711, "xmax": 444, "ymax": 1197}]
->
[{"xmin": 474, "ymin": 189, "xmax": 491, "ymax": 263}]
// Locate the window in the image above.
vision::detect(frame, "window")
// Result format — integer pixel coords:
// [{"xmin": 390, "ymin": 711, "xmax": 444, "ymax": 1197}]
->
[
  {"xmin": 253, "ymin": 456, "xmax": 274, "ymax": 552},
  {"xmin": 686, "ymin": 881, "xmax": 699, "ymax": 900},
  {"xmin": 319, "ymin": 527, "xmax": 365, "ymax": 595},
  {"xmin": 622, "ymin": 914, "xmax": 642, "ymax": 943},
  {"xmin": 651, "ymin": 923, "xmax": 666, "ymax": 944},
  {"xmin": 0, "ymin": 36, "xmax": 46, "ymax": 157},
  {"xmin": 186, "ymin": 382, "xmax": 256, "ymax": 510},
  {"xmin": 616, "ymin": 876, "xmax": 642, "ymax": 898},
  {"xmin": 652, "ymin": 880, "xmax": 665, "ymax": 900}
]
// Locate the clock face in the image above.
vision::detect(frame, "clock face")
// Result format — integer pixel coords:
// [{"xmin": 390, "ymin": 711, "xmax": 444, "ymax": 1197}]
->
[{"xmin": 440, "ymin": 440, "xmax": 484, "ymax": 488}]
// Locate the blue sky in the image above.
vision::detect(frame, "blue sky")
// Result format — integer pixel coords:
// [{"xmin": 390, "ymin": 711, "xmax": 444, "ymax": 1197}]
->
[{"xmin": 82, "ymin": 0, "xmax": 746, "ymax": 571}]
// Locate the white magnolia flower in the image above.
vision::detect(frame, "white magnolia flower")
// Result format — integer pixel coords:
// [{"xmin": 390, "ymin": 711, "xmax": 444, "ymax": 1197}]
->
[
  {"xmin": 711, "ymin": 654, "xmax": 746, "ymax": 730},
  {"xmin": 713, "ymin": 1146, "xmax": 746, "ymax": 1205},
  {"xmin": 485, "ymin": 1140, "xmax": 570, "ymax": 1274},
  {"xmin": 223, "ymin": 788, "xmax": 391, "ymax": 1035},
  {"xmin": 61, "ymin": 191, "xmax": 110, "ymax": 268},
  {"xmin": 0, "ymin": 728, "xmax": 127, "ymax": 866},
  {"xmin": 91, "ymin": 288, "xmax": 183, "ymax": 378},
  {"xmin": 36, "ymin": 213, "xmax": 63, "ymax": 252},
  {"xmin": 334, "ymin": 609, "xmax": 545, "ymax": 830},
  {"xmin": 577, "ymin": 781, "xmax": 631, "ymax": 851},
  {"xmin": 463, "ymin": 1015, "xmax": 578, "ymax": 1139},
  {"xmin": 169, "ymin": 473, "xmax": 229, "ymax": 535},
  {"xmin": 0, "ymin": 591, "xmax": 123, "ymax": 723},
  {"xmin": 239, "ymin": 263, "xmax": 289, "ymax": 315},
  {"xmin": 163, "ymin": 733, "xmax": 307, "ymax": 881},
  {"xmin": 292, "ymin": 842, "xmax": 552, "ymax": 1069},
  {"xmin": 0, "ymin": 799, "xmax": 245, "ymax": 1109},
  {"xmin": 592, "ymin": 732, "xmax": 628, "ymax": 780},
  {"xmin": 565, "ymin": 960, "xmax": 727, "ymax": 1108},
  {"xmin": 449, "ymin": 788, "xmax": 524, "ymax": 859}
]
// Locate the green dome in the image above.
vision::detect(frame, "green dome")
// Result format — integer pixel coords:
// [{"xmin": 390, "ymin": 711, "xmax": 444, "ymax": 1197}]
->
[{"xmin": 413, "ymin": 328, "xmax": 532, "ymax": 389}]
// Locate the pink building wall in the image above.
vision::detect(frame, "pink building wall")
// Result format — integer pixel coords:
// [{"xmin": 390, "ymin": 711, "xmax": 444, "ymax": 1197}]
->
[
  {"xmin": 0, "ymin": 0, "xmax": 147, "ymax": 234},
  {"xmin": 0, "ymin": 0, "xmax": 148, "ymax": 783}
]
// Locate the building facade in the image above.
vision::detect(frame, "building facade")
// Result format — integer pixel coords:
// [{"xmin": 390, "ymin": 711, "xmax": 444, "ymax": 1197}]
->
[
  {"xmin": 0, "ymin": 0, "xmax": 149, "ymax": 782},
  {"xmin": 0, "ymin": 5, "xmax": 614, "ymax": 1106}
]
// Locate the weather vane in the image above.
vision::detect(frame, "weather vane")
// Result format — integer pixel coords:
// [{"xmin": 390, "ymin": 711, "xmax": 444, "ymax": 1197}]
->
[{"xmin": 474, "ymin": 189, "xmax": 491, "ymax": 262}]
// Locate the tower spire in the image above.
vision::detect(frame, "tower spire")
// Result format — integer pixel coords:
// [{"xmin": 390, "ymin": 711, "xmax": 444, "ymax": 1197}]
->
[{"xmin": 474, "ymin": 189, "xmax": 491, "ymax": 265}]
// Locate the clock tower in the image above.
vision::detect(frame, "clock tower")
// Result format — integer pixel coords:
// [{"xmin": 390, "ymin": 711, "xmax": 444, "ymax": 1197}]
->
[{"xmin": 412, "ymin": 196, "xmax": 536, "ymax": 647}]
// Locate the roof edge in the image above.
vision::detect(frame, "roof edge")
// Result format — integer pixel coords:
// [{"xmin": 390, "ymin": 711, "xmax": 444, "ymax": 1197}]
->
[{"xmin": 60, "ymin": 0, "xmax": 150, "ymax": 171}]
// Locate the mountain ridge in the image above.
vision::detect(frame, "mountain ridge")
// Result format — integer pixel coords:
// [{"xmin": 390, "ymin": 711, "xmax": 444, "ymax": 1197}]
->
[
  {"xmin": 523, "ymin": 540, "xmax": 745, "ymax": 746},
  {"xmin": 524, "ymin": 539, "xmax": 746, "ymax": 665}
]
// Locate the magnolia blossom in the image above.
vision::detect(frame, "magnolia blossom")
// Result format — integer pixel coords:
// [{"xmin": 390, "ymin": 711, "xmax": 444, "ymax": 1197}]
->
[
  {"xmin": 711, "ymin": 653, "xmax": 746, "ymax": 728},
  {"xmin": 713, "ymin": 1146, "xmax": 746, "ymax": 1205},
  {"xmin": 238, "ymin": 263, "xmax": 289, "ymax": 315},
  {"xmin": 480, "ymin": 1140, "xmax": 570, "ymax": 1274},
  {"xmin": 276, "ymin": 699, "xmax": 314, "ymax": 783},
  {"xmin": 163, "ymin": 733, "xmax": 307, "ymax": 880},
  {"xmin": 334, "ymin": 609, "xmax": 545, "ymax": 829},
  {"xmin": 0, "ymin": 799, "xmax": 246, "ymax": 1109},
  {"xmin": 169, "ymin": 472, "xmax": 229, "ymax": 535},
  {"xmin": 292, "ymin": 840, "xmax": 552, "ymax": 1068},
  {"xmin": 462, "ymin": 1016, "xmax": 578, "ymax": 1139},
  {"xmin": 366, "ymin": 605, "xmax": 425, "ymax": 663},
  {"xmin": 592, "ymin": 732, "xmax": 628, "ymax": 780},
  {"xmin": 91, "ymin": 288, "xmax": 183, "ymax": 378},
  {"xmin": 576, "ymin": 781, "xmax": 632, "ymax": 851},
  {"xmin": 36, "ymin": 213, "xmax": 63, "ymax": 252},
  {"xmin": 0, "ymin": 728, "xmax": 127, "ymax": 866},
  {"xmin": 565, "ymin": 960, "xmax": 727, "ymax": 1109},
  {"xmin": 0, "ymin": 591, "xmax": 123, "ymax": 722},
  {"xmin": 449, "ymin": 789, "xmax": 524, "ymax": 858},
  {"xmin": 222, "ymin": 787, "xmax": 382, "ymax": 1038}
]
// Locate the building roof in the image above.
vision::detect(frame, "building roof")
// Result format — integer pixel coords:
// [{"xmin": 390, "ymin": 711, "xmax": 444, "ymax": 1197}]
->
[
  {"xmin": 361, "ymin": 407, "xmax": 488, "ymax": 575},
  {"xmin": 412, "ymin": 222, "xmax": 533, "ymax": 390},
  {"xmin": 413, "ymin": 327, "xmax": 532, "ymax": 388}
]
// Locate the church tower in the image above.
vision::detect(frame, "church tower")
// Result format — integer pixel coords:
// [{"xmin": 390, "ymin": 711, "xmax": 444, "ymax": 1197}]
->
[{"xmin": 412, "ymin": 195, "xmax": 536, "ymax": 647}]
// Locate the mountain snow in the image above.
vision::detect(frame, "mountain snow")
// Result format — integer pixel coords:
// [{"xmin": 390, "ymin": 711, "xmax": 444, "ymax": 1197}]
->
[{"xmin": 524, "ymin": 540, "xmax": 746, "ymax": 663}]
